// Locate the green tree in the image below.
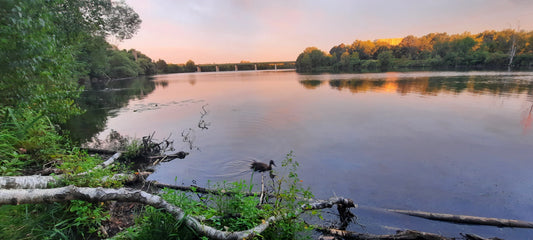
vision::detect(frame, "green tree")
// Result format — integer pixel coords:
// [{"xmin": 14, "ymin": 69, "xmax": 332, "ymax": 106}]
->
[
  {"xmin": 338, "ymin": 52, "xmax": 351, "ymax": 71},
  {"xmin": 78, "ymin": 36, "xmax": 111, "ymax": 80},
  {"xmin": 296, "ymin": 53, "xmax": 312, "ymax": 72},
  {"xmin": 108, "ymin": 50, "xmax": 142, "ymax": 78},
  {"xmin": 378, "ymin": 50, "xmax": 394, "ymax": 70},
  {"xmin": 167, "ymin": 64, "xmax": 185, "ymax": 73},
  {"xmin": 350, "ymin": 40, "xmax": 376, "ymax": 60},
  {"xmin": 156, "ymin": 59, "xmax": 168, "ymax": 73},
  {"xmin": 329, "ymin": 43, "xmax": 347, "ymax": 62},
  {"xmin": 138, "ymin": 58, "xmax": 157, "ymax": 75},
  {"xmin": 349, "ymin": 52, "xmax": 361, "ymax": 71},
  {"xmin": 0, "ymin": 0, "xmax": 81, "ymax": 123},
  {"xmin": 185, "ymin": 60, "xmax": 197, "ymax": 72},
  {"xmin": 0, "ymin": 0, "xmax": 142, "ymax": 123}
]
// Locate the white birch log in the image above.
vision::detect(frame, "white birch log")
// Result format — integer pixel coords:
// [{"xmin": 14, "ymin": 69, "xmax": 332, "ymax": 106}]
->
[
  {"xmin": 0, "ymin": 153, "xmax": 122, "ymax": 189},
  {"xmin": 0, "ymin": 186, "xmax": 275, "ymax": 240},
  {"xmin": 303, "ymin": 197, "xmax": 357, "ymax": 210},
  {"xmin": 388, "ymin": 209, "xmax": 533, "ymax": 228},
  {"xmin": 0, "ymin": 175, "xmax": 60, "ymax": 189}
]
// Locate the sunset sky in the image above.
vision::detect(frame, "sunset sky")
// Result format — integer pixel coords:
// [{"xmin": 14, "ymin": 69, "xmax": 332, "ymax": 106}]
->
[{"xmin": 119, "ymin": 0, "xmax": 533, "ymax": 64}]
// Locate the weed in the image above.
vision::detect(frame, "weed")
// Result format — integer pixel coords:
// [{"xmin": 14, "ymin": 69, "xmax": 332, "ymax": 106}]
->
[
  {"xmin": 111, "ymin": 206, "xmax": 197, "ymax": 240},
  {"xmin": 154, "ymin": 152, "xmax": 317, "ymax": 239}
]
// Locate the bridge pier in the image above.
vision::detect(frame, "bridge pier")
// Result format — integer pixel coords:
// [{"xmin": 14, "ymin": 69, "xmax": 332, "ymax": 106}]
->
[
  {"xmin": 216, "ymin": 65, "xmax": 219, "ymax": 72},
  {"xmin": 196, "ymin": 66, "xmax": 201, "ymax": 72},
  {"xmin": 254, "ymin": 64, "xmax": 257, "ymax": 71},
  {"xmin": 274, "ymin": 64, "xmax": 277, "ymax": 71},
  {"xmin": 235, "ymin": 64, "xmax": 238, "ymax": 71}
]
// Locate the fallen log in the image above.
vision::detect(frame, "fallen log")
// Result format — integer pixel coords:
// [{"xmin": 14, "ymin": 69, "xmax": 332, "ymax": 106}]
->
[
  {"xmin": 0, "ymin": 175, "xmax": 58, "ymax": 189},
  {"xmin": 0, "ymin": 186, "xmax": 278, "ymax": 240},
  {"xmin": 0, "ymin": 171, "xmax": 150, "ymax": 189},
  {"xmin": 147, "ymin": 151, "xmax": 189, "ymax": 161},
  {"xmin": 316, "ymin": 227, "xmax": 449, "ymax": 240},
  {"xmin": 303, "ymin": 197, "xmax": 357, "ymax": 210},
  {"xmin": 100, "ymin": 152, "xmax": 122, "ymax": 168},
  {"xmin": 0, "ymin": 153, "xmax": 123, "ymax": 189},
  {"xmin": 388, "ymin": 209, "xmax": 533, "ymax": 228},
  {"xmin": 81, "ymin": 148, "xmax": 118, "ymax": 155}
]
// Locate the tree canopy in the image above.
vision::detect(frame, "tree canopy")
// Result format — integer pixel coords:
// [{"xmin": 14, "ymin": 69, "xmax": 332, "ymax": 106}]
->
[{"xmin": 296, "ymin": 29, "xmax": 533, "ymax": 72}]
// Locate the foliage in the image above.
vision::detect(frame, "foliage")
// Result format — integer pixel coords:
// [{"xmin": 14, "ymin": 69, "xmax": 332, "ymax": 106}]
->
[
  {"xmin": 58, "ymin": 151, "xmax": 126, "ymax": 188},
  {"xmin": 155, "ymin": 59, "xmax": 168, "ymax": 74},
  {"xmin": 0, "ymin": 201, "xmax": 110, "ymax": 240},
  {"xmin": 296, "ymin": 29, "xmax": 533, "ymax": 72},
  {"xmin": 134, "ymin": 152, "xmax": 316, "ymax": 239},
  {"xmin": 0, "ymin": 0, "xmax": 82, "ymax": 124},
  {"xmin": 185, "ymin": 60, "xmax": 197, "ymax": 72},
  {"xmin": 49, "ymin": 200, "xmax": 110, "ymax": 239},
  {"xmin": 0, "ymin": 107, "xmax": 66, "ymax": 175},
  {"xmin": 111, "ymin": 206, "xmax": 196, "ymax": 240},
  {"xmin": 108, "ymin": 50, "xmax": 143, "ymax": 79},
  {"xmin": 262, "ymin": 151, "xmax": 315, "ymax": 239}
]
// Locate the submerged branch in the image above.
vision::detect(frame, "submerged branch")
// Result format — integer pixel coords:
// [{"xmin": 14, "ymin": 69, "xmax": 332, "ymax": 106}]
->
[
  {"xmin": 316, "ymin": 227, "xmax": 449, "ymax": 240},
  {"xmin": 388, "ymin": 209, "xmax": 533, "ymax": 229}
]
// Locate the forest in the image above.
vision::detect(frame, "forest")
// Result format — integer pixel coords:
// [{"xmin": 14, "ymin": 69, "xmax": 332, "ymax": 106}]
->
[{"xmin": 296, "ymin": 30, "xmax": 533, "ymax": 72}]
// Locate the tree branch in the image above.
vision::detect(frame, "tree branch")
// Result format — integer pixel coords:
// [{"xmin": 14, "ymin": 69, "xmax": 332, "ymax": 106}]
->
[
  {"xmin": 0, "ymin": 186, "xmax": 276, "ymax": 240},
  {"xmin": 316, "ymin": 227, "xmax": 449, "ymax": 240},
  {"xmin": 388, "ymin": 209, "xmax": 533, "ymax": 228}
]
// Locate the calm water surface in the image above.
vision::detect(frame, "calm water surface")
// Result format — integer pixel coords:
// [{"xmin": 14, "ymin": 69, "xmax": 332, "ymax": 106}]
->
[{"xmin": 73, "ymin": 70, "xmax": 533, "ymax": 238}]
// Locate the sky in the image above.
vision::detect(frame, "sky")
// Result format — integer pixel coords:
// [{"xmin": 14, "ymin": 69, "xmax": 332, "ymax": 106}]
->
[{"xmin": 118, "ymin": 0, "xmax": 533, "ymax": 64}]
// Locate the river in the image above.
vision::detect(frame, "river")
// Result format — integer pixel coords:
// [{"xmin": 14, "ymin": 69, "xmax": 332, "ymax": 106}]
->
[{"xmin": 69, "ymin": 70, "xmax": 533, "ymax": 238}]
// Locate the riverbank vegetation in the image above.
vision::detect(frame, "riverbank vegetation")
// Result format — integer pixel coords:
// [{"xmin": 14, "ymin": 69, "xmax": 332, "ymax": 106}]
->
[
  {"xmin": 296, "ymin": 29, "xmax": 533, "ymax": 72},
  {"xmin": 0, "ymin": 0, "xmax": 136, "ymax": 238},
  {"xmin": 0, "ymin": 1, "xmax": 319, "ymax": 239}
]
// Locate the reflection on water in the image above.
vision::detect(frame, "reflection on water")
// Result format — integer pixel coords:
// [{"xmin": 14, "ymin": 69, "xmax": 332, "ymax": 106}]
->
[
  {"xmin": 301, "ymin": 73, "xmax": 533, "ymax": 96},
  {"xmin": 66, "ymin": 76, "xmax": 162, "ymax": 143},
  {"xmin": 69, "ymin": 71, "xmax": 533, "ymax": 238}
]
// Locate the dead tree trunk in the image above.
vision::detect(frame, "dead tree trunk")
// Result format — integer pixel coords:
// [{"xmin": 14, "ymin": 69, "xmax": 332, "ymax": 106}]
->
[
  {"xmin": 0, "ymin": 152, "xmax": 122, "ymax": 189},
  {"xmin": 508, "ymin": 26, "xmax": 520, "ymax": 70},
  {"xmin": 0, "ymin": 186, "xmax": 275, "ymax": 240},
  {"xmin": 316, "ymin": 228, "xmax": 449, "ymax": 240},
  {"xmin": 388, "ymin": 209, "xmax": 533, "ymax": 228}
]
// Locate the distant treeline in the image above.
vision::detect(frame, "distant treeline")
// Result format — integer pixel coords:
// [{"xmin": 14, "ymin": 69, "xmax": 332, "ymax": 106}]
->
[
  {"xmin": 81, "ymin": 39, "xmax": 198, "ymax": 84},
  {"xmin": 296, "ymin": 29, "xmax": 533, "ymax": 72}
]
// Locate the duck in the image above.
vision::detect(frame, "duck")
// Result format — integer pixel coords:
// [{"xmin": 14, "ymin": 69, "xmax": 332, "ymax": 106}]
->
[{"xmin": 250, "ymin": 160, "xmax": 276, "ymax": 172}]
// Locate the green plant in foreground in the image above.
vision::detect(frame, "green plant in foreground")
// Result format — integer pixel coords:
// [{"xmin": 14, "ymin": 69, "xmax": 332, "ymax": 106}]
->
[
  {"xmin": 0, "ymin": 107, "xmax": 66, "ymax": 175},
  {"xmin": 57, "ymin": 150, "xmax": 125, "ymax": 188},
  {"xmin": 111, "ymin": 206, "xmax": 197, "ymax": 240},
  {"xmin": 261, "ymin": 151, "xmax": 316, "ymax": 239},
  {"xmin": 146, "ymin": 152, "xmax": 316, "ymax": 239}
]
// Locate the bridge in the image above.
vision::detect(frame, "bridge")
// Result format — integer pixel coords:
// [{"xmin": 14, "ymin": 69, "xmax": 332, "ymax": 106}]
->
[{"xmin": 196, "ymin": 61, "xmax": 295, "ymax": 72}]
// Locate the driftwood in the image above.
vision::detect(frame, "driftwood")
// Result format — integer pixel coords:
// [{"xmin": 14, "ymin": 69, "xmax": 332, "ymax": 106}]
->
[
  {"xmin": 148, "ymin": 151, "xmax": 189, "ymax": 165},
  {"xmin": 0, "ymin": 186, "xmax": 278, "ymax": 240},
  {"xmin": 460, "ymin": 233, "xmax": 504, "ymax": 240},
  {"xmin": 0, "ymin": 175, "xmax": 58, "ymax": 189},
  {"xmin": 99, "ymin": 152, "xmax": 122, "ymax": 168},
  {"xmin": 0, "ymin": 153, "xmax": 122, "ymax": 189},
  {"xmin": 0, "ymin": 171, "xmax": 150, "ymax": 189},
  {"xmin": 317, "ymin": 228, "xmax": 449, "ymax": 240},
  {"xmin": 81, "ymin": 148, "xmax": 118, "ymax": 155},
  {"xmin": 388, "ymin": 209, "xmax": 533, "ymax": 229}
]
